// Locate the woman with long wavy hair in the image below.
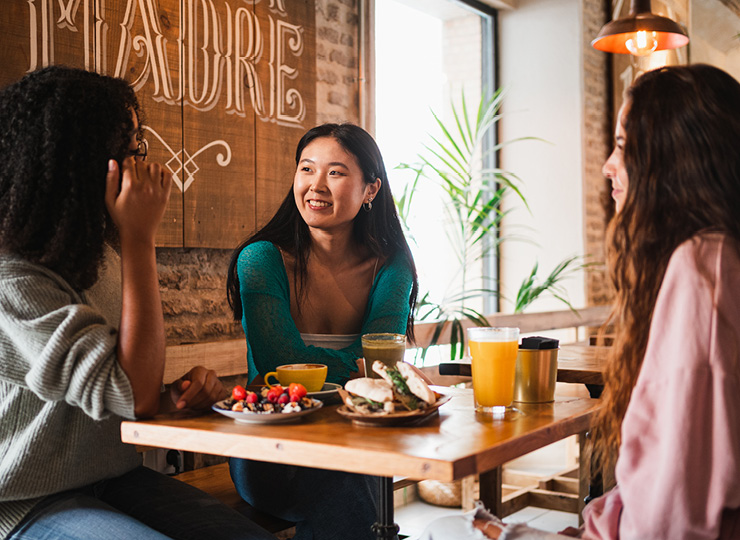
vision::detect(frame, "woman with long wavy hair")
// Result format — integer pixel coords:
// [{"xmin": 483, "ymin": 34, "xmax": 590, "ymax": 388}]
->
[
  {"xmin": 419, "ymin": 64, "xmax": 740, "ymax": 539},
  {"xmin": 583, "ymin": 63, "xmax": 740, "ymax": 539}
]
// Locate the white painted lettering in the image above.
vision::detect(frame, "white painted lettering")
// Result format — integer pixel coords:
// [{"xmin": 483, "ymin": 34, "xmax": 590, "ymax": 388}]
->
[{"xmin": 25, "ymin": 0, "xmax": 304, "ymax": 124}]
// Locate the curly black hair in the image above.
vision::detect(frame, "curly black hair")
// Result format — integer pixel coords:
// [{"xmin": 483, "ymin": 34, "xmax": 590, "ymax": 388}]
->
[{"xmin": 0, "ymin": 65, "xmax": 140, "ymax": 290}]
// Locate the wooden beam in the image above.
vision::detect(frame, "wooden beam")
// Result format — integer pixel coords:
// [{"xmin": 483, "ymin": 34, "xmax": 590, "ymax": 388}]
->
[
  {"xmin": 164, "ymin": 339, "xmax": 246, "ymax": 383},
  {"xmin": 412, "ymin": 306, "xmax": 611, "ymax": 349},
  {"xmin": 528, "ymin": 489, "xmax": 580, "ymax": 513},
  {"xmin": 501, "ymin": 487, "xmax": 532, "ymax": 517},
  {"xmin": 538, "ymin": 476, "xmax": 579, "ymax": 495},
  {"xmin": 502, "ymin": 469, "xmax": 545, "ymax": 487}
]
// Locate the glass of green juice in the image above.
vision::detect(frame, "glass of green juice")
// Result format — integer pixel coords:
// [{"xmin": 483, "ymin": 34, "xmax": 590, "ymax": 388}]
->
[{"xmin": 361, "ymin": 333, "xmax": 406, "ymax": 378}]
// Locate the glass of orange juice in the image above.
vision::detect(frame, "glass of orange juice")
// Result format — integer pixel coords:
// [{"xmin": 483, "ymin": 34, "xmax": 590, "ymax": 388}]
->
[{"xmin": 467, "ymin": 327, "xmax": 520, "ymax": 415}]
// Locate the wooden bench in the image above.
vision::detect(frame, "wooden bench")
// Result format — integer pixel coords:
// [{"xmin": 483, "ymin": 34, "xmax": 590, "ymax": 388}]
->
[
  {"xmin": 174, "ymin": 463, "xmax": 296, "ymax": 537},
  {"xmin": 159, "ymin": 305, "xmax": 610, "ymax": 527},
  {"xmin": 157, "ymin": 342, "xmax": 296, "ymax": 535}
]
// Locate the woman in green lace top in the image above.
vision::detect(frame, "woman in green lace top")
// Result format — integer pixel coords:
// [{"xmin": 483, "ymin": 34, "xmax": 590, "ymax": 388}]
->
[
  {"xmin": 226, "ymin": 123, "xmax": 418, "ymax": 539},
  {"xmin": 226, "ymin": 123, "xmax": 418, "ymax": 385}
]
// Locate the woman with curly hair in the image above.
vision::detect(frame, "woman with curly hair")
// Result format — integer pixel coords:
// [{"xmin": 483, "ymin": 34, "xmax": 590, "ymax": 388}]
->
[
  {"xmin": 420, "ymin": 64, "xmax": 740, "ymax": 539},
  {"xmin": 0, "ymin": 66, "xmax": 275, "ymax": 540}
]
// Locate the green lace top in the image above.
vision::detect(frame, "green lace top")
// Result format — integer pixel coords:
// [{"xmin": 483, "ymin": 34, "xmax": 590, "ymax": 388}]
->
[{"xmin": 235, "ymin": 241, "xmax": 413, "ymax": 384}]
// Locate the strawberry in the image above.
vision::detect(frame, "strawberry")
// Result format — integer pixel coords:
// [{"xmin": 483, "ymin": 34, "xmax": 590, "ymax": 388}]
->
[
  {"xmin": 266, "ymin": 387, "xmax": 282, "ymax": 403},
  {"xmin": 288, "ymin": 383, "xmax": 307, "ymax": 401},
  {"xmin": 231, "ymin": 385, "xmax": 247, "ymax": 401}
]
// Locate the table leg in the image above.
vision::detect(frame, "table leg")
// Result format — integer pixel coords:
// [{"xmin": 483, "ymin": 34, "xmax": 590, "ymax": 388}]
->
[
  {"xmin": 579, "ymin": 431, "xmax": 604, "ymax": 524},
  {"xmin": 478, "ymin": 466, "xmax": 503, "ymax": 517},
  {"xmin": 372, "ymin": 476, "xmax": 400, "ymax": 540},
  {"xmin": 578, "ymin": 432, "xmax": 588, "ymax": 525}
]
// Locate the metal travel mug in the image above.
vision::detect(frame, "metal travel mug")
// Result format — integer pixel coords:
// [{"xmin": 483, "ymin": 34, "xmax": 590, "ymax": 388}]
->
[{"xmin": 513, "ymin": 347, "xmax": 559, "ymax": 403}]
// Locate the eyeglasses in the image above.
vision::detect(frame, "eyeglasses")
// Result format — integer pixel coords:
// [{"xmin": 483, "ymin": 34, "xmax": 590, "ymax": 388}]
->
[{"xmin": 129, "ymin": 139, "xmax": 148, "ymax": 162}]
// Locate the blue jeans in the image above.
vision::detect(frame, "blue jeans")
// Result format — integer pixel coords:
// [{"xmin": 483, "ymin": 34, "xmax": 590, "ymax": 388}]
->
[
  {"xmin": 8, "ymin": 466, "xmax": 275, "ymax": 540},
  {"xmin": 229, "ymin": 458, "xmax": 379, "ymax": 540}
]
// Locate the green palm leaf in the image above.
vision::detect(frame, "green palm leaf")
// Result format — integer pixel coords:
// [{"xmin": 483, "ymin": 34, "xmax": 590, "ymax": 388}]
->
[{"xmin": 394, "ymin": 89, "xmax": 586, "ymax": 360}]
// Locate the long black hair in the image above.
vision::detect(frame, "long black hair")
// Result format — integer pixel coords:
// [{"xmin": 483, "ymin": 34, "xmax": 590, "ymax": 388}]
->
[
  {"xmin": 227, "ymin": 123, "xmax": 418, "ymax": 340},
  {"xmin": 0, "ymin": 65, "xmax": 140, "ymax": 290}
]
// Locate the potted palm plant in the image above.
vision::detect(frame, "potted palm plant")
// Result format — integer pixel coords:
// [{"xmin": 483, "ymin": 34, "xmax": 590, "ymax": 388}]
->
[
  {"xmin": 397, "ymin": 88, "xmax": 589, "ymax": 510},
  {"xmin": 396, "ymin": 89, "xmax": 586, "ymax": 361}
]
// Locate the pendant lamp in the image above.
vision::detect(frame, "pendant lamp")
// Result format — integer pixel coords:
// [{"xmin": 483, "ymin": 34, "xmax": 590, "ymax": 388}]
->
[{"xmin": 592, "ymin": 0, "xmax": 688, "ymax": 56}]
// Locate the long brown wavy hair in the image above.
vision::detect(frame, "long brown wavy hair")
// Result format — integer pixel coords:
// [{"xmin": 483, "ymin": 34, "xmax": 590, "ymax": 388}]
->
[{"xmin": 591, "ymin": 64, "xmax": 740, "ymax": 474}]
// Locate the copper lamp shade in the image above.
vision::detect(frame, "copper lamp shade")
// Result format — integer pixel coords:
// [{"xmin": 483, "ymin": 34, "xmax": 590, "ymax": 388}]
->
[{"xmin": 592, "ymin": 0, "xmax": 688, "ymax": 55}]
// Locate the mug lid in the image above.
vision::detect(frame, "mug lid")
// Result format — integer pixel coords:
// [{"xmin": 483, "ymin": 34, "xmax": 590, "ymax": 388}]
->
[{"xmin": 520, "ymin": 336, "xmax": 559, "ymax": 350}]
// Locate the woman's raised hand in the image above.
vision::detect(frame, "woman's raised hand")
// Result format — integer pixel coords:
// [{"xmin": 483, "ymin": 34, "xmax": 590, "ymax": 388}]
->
[
  {"xmin": 105, "ymin": 157, "xmax": 172, "ymax": 244},
  {"xmin": 105, "ymin": 157, "xmax": 173, "ymax": 417}
]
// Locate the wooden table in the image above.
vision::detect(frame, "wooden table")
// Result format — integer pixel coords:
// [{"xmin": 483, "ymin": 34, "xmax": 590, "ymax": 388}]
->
[
  {"xmin": 121, "ymin": 387, "xmax": 599, "ymax": 540},
  {"xmin": 556, "ymin": 344, "xmax": 607, "ymax": 386}
]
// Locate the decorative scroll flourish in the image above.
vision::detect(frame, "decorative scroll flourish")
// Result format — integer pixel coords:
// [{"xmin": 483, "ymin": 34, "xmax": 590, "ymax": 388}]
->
[{"xmin": 143, "ymin": 125, "xmax": 232, "ymax": 192}]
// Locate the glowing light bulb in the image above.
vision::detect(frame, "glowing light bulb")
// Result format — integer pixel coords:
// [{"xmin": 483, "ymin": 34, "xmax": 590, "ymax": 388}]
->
[{"xmin": 625, "ymin": 30, "xmax": 658, "ymax": 56}]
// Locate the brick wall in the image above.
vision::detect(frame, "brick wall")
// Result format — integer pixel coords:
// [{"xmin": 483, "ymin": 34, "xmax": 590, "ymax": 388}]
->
[
  {"xmin": 158, "ymin": 248, "xmax": 241, "ymax": 344},
  {"xmin": 159, "ymin": 0, "xmax": 362, "ymax": 345},
  {"xmin": 581, "ymin": 0, "xmax": 613, "ymax": 306},
  {"xmin": 316, "ymin": 0, "xmax": 361, "ymax": 124}
]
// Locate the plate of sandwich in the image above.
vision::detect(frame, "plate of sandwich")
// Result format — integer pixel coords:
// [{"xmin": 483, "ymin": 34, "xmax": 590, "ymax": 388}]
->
[{"xmin": 337, "ymin": 360, "xmax": 451, "ymax": 427}]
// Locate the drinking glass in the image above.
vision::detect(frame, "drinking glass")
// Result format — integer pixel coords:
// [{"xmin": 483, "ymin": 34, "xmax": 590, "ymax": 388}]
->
[
  {"xmin": 362, "ymin": 333, "xmax": 406, "ymax": 378},
  {"xmin": 467, "ymin": 327, "xmax": 520, "ymax": 415}
]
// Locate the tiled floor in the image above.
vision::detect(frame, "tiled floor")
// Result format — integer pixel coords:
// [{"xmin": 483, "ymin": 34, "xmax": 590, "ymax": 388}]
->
[{"xmin": 396, "ymin": 501, "xmax": 579, "ymax": 539}]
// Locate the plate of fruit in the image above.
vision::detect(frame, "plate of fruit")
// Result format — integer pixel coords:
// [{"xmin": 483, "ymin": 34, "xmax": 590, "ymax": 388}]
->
[{"xmin": 213, "ymin": 383, "xmax": 323, "ymax": 424}]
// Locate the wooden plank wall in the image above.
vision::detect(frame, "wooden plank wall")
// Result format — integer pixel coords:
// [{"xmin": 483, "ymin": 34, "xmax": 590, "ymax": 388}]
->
[{"xmin": 0, "ymin": 0, "xmax": 316, "ymax": 248}]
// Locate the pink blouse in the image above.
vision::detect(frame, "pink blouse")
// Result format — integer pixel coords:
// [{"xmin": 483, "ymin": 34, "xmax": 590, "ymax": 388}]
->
[{"xmin": 583, "ymin": 232, "xmax": 740, "ymax": 539}]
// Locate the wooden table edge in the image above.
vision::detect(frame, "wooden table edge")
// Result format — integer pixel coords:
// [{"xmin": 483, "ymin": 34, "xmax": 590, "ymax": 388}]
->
[{"xmin": 121, "ymin": 397, "xmax": 601, "ymax": 483}]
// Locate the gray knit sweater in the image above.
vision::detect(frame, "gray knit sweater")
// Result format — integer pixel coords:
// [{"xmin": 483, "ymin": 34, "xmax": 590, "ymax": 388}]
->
[{"xmin": 0, "ymin": 252, "xmax": 141, "ymax": 538}]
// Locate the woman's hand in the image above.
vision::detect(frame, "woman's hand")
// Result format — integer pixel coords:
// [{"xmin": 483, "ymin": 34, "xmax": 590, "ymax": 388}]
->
[
  {"xmin": 106, "ymin": 157, "xmax": 172, "ymax": 417},
  {"xmin": 170, "ymin": 366, "xmax": 228, "ymax": 410},
  {"xmin": 473, "ymin": 518, "xmax": 503, "ymax": 539},
  {"xmin": 105, "ymin": 157, "xmax": 171, "ymax": 245},
  {"xmin": 348, "ymin": 358, "xmax": 367, "ymax": 379}
]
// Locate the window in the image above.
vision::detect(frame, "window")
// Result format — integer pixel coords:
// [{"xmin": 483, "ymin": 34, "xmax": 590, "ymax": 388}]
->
[{"xmin": 375, "ymin": 0, "xmax": 498, "ymax": 351}]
